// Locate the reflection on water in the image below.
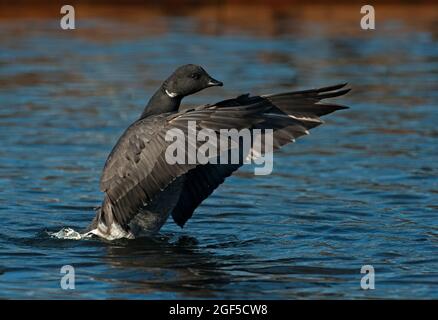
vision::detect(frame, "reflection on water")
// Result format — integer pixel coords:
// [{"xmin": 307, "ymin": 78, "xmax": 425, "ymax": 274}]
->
[
  {"xmin": 101, "ymin": 236, "xmax": 231, "ymax": 298},
  {"xmin": 0, "ymin": 4, "xmax": 437, "ymax": 299}
]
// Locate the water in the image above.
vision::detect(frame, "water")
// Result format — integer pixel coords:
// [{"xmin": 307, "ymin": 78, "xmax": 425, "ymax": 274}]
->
[{"xmin": 0, "ymin": 4, "xmax": 437, "ymax": 299}]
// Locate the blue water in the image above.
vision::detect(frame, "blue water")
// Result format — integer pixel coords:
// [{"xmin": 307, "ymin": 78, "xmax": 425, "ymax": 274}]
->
[{"xmin": 0, "ymin": 8, "xmax": 437, "ymax": 299}]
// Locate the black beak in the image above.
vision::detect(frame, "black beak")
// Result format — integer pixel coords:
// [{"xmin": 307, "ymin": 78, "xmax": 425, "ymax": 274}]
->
[{"xmin": 207, "ymin": 77, "xmax": 223, "ymax": 87}]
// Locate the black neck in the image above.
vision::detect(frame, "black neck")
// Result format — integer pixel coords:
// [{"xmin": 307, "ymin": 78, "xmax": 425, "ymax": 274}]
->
[{"xmin": 140, "ymin": 86, "xmax": 181, "ymax": 119}]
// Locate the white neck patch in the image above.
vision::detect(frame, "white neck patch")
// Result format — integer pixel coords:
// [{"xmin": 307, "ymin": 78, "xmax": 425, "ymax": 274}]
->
[{"xmin": 165, "ymin": 89, "xmax": 178, "ymax": 98}]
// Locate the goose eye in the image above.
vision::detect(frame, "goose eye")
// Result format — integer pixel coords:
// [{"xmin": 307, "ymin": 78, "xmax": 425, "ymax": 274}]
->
[{"xmin": 190, "ymin": 73, "xmax": 200, "ymax": 80}]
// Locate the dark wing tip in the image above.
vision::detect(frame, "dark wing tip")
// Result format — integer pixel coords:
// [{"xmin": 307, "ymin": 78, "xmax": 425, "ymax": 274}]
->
[
  {"xmin": 316, "ymin": 82, "xmax": 348, "ymax": 93},
  {"xmin": 263, "ymin": 83, "xmax": 351, "ymax": 100},
  {"xmin": 321, "ymin": 103, "xmax": 349, "ymax": 111},
  {"xmin": 317, "ymin": 87, "xmax": 351, "ymax": 99}
]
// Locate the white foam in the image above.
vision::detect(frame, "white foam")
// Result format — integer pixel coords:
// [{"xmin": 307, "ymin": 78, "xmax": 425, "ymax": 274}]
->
[{"xmin": 49, "ymin": 227, "xmax": 93, "ymax": 240}]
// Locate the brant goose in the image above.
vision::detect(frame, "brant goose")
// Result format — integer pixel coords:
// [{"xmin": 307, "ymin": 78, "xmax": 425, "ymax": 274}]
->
[{"xmin": 87, "ymin": 64, "xmax": 350, "ymax": 240}]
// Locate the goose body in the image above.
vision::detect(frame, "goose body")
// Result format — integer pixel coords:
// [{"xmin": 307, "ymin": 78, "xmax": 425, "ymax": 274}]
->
[{"xmin": 87, "ymin": 64, "xmax": 350, "ymax": 240}]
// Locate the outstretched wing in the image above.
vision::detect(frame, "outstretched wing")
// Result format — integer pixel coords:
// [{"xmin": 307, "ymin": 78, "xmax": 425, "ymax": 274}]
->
[
  {"xmin": 171, "ymin": 83, "xmax": 350, "ymax": 227},
  {"xmin": 99, "ymin": 99, "xmax": 272, "ymax": 228}
]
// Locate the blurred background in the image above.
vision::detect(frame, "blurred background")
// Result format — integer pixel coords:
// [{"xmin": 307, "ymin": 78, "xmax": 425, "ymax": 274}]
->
[{"xmin": 0, "ymin": 1, "xmax": 437, "ymax": 299}]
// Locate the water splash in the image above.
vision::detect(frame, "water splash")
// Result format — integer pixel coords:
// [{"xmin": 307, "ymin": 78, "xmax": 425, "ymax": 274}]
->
[{"xmin": 48, "ymin": 228, "xmax": 93, "ymax": 240}]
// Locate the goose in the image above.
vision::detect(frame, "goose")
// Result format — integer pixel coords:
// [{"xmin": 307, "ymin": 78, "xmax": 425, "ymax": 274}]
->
[{"xmin": 86, "ymin": 64, "xmax": 350, "ymax": 240}]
